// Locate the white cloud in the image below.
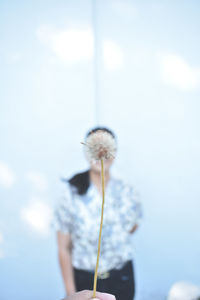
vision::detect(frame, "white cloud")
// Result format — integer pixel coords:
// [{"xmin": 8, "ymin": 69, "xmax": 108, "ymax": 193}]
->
[
  {"xmin": 0, "ymin": 161, "xmax": 16, "ymax": 189},
  {"xmin": 36, "ymin": 25, "xmax": 123, "ymax": 71},
  {"xmin": 36, "ymin": 26, "xmax": 94, "ymax": 63},
  {"xmin": 103, "ymin": 40, "xmax": 123, "ymax": 71},
  {"xmin": 20, "ymin": 199, "xmax": 53, "ymax": 235},
  {"xmin": 167, "ymin": 281, "xmax": 200, "ymax": 300},
  {"xmin": 160, "ymin": 54, "xmax": 200, "ymax": 90},
  {"xmin": 27, "ymin": 171, "xmax": 48, "ymax": 192}
]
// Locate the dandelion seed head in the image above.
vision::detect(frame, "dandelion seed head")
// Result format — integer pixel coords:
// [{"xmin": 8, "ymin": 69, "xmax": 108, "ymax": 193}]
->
[{"xmin": 83, "ymin": 130, "xmax": 117, "ymax": 161}]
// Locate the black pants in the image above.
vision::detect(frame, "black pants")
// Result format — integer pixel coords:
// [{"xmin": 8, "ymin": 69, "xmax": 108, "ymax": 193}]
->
[{"xmin": 74, "ymin": 260, "xmax": 135, "ymax": 300}]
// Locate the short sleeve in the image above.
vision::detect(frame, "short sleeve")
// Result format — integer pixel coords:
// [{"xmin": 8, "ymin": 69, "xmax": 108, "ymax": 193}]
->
[
  {"xmin": 121, "ymin": 184, "xmax": 143, "ymax": 232},
  {"xmin": 53, "ymin": 183, "xmax": 73, "ymax": 234}
]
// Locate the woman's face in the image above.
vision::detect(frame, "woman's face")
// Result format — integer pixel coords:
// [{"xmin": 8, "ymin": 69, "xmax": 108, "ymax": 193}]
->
[{"xmin": 90, "ymin": 158, "xmax": 114, "ymax": 173}]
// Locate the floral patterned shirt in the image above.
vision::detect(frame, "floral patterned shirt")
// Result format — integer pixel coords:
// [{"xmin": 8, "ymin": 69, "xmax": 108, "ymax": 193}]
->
[{"xmin": 54, "ymin": 176, "xmax": 142, "ymax": 273}]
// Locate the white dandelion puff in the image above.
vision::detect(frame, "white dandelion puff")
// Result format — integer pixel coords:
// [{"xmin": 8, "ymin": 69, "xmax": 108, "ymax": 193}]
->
[{"xmin": 83, "ymin": 130, "xmax": 117, "ymax": 161}]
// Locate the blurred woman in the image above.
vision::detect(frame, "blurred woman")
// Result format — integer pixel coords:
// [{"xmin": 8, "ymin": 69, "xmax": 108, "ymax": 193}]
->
[{"xmin": 54, "ymin": 127, "xmax": 142, "ymax": 300}]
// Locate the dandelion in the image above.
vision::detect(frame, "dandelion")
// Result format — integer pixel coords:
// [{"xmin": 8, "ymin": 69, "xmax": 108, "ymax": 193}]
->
[
  {"xmin": 83, "ymin": 130, "xmax": 117, "ymax": 162},
  {"xmin": 81, "ymin": 129, "xmax": 116, "ymax": 298}
]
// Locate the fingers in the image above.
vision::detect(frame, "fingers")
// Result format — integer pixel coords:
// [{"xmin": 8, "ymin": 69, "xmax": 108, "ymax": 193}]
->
[
  {"xmin": 64, "ymin": 290, "xmax": 116, "ymax": 300},
  {"xmin": 94, "ymin": 292, "xmax": 116, "ymax": 300},
  {"xmin": 81, "ymin": 290, "xmax": 116, "ymax": 300}
]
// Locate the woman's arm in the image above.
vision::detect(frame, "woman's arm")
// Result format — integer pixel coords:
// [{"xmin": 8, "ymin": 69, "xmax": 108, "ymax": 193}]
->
[{"xmin": 57, "ymin": 231, "xmax": 76, "ymax": 296}]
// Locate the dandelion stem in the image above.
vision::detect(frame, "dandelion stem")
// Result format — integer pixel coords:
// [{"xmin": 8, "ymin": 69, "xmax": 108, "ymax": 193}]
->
[{"xmin": 92, "ymin": 158, "xmax": 105, "ymax": 298}]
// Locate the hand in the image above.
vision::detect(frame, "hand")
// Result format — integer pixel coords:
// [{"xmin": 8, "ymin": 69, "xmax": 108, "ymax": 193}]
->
[{"xmin": 62, "ymin": 289, "xmax": 116, "ymax": 300}]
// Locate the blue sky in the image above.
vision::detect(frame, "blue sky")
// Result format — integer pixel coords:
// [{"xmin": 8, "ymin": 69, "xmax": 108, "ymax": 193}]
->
[{"xmin": 0, "ymin": 1, "xmax": 200, "ymax": 299}]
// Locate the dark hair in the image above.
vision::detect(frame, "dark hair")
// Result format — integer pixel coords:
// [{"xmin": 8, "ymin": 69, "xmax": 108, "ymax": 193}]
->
[
  {"xmin": 63, "ymin": 126, "xmax": 116, "ymax": 195},
  {"xmin": 68, "ymin": 170, "xmax": 90, "ymax": 195},
  {"xmin": 85, "ymin": 126, "xmax": 116, "ymax": 140}
]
